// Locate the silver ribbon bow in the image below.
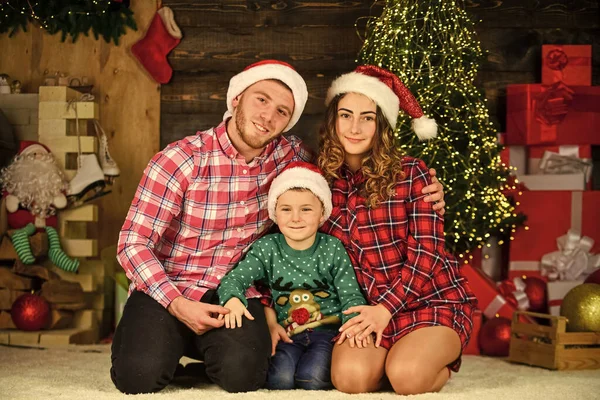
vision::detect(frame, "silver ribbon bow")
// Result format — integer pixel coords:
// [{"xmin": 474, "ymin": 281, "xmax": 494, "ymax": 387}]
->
[
  {"xmin": 540, "ymin": 229, "xmax": 600, "ymax": 281},
  {"xmin": 509, "ymin": 277, "xmax": 531, "ymax": 311},
  {"xmin": 540, "ymin": 150, "xmax": 592, "ymax": 176}
]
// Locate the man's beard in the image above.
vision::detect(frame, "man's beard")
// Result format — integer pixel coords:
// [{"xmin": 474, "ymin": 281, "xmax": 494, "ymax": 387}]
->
[
  {"xmin": 0, "ymin": 154, "xmax": 68, "ymax": 218},
  {"xmin": 234, "ymin": 104, "xmax": 278, "ymax": 150}
]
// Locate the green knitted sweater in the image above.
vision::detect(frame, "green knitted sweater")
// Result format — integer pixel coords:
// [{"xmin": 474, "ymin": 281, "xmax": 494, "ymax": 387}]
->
[{"xmin": 217, "ymin": 233, "xmax": 366, "ymax": 336}]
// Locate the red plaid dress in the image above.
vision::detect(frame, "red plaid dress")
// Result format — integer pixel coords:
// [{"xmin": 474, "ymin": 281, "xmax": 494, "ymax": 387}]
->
[{"xmin": 320, "ymin": 157, "xmax": 477, "ymax": 371}]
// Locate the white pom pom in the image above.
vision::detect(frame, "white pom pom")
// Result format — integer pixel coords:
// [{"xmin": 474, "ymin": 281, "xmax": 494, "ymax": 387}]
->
[
  {"xmin": 53, "ymin": 194, "xmax": 67, "ymax": 209},
  {"xmin": 412, "ymin": 115, "xmax": 438, "ymax": 141}
]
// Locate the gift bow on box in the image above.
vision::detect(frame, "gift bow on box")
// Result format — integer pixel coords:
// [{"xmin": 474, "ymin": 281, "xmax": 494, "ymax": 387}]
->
[
  {"xmin": 539, "ymin": 150, "xmax": 592, "ymax": 176},
  {"xmin": 534, "ymin": 82, "xmax": 575, "ymax": 126},
  {"xmin": 540, "ymin": 229, "xmax": 600, "ymax": 281},
  {"xmin": 497, "ymin": 277, "xmax": 530, "ymax": 311},
  {"xmin": 545, "ymin": 49, "xmax": 570, "ymax": 71}
]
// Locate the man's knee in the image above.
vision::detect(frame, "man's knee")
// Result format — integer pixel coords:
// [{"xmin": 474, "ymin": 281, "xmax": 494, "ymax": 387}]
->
[
  {"xmin": 209, "ymin": 347, "xmax": 269, "ymax": 392},
  {"xmin": 111, "ymin": 355, "xmax": 175, "ymax": 394}
]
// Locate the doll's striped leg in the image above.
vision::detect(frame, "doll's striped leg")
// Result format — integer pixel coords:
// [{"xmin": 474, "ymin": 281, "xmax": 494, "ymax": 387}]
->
[
  {"xmin": 45, "ymin": 226, "xmax": 79, "ymax": 272},
  {"xmin": 11, "ymin": 223, "xmax": 36, "ymax": 264}
]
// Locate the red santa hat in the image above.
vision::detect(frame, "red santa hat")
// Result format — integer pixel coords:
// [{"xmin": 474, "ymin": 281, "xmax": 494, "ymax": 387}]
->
[
  {"xmin": 19, "ymin": 140, "xmax": 51, "ymax": 156},
  {"xmin": 325, "ymin": 65, "xmax": 437, "ymax": 140},
  {"xmin": 268, "ymin": 161, "xmax": 332, "ymax": 225},
  {"xmin": 224, "ymin": 60, "xmax": 308, "ymax": 132}
]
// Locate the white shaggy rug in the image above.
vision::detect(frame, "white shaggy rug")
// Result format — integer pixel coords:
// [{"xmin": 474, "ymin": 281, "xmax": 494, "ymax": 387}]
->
[{"xmin": 0, "ymin": 344, "xmax": 599, "ymax": 400}]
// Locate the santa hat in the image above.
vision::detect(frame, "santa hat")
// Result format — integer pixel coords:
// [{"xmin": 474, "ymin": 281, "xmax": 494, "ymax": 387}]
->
[
  {"xmin": 325, "ymin": 65, "xmax": 437, "ymax": 140},
  {"xmin": 19, "ymin": 141, "xmax": 51, "ymax": 156},
  {"xmin": 268, "ymin": 161, "xmax": 332, "ymax": 226},
  {"xmin": 224, "ymin": 60, "xmax": 308, "ymax": 132}
]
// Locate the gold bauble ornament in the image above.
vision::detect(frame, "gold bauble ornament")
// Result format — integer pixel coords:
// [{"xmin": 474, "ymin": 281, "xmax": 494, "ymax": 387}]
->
[{"xmin": 560, "ymin": 283, "xmax": 600, "ymax": 332}]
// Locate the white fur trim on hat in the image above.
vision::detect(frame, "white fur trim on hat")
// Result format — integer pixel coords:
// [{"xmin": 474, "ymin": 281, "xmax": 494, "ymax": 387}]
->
[
  {"xmin": 225, "ymin": 61, "xmax": 308, "ymax": 132},
  {"xmin": 20, "ymin": 143, "xmax": 50, "ymax": 156},
  {"xmin": 268, "ymin": 165, "xmax": 332, "ymax": 226},
  {"xmin": 326, "ymin": 71, "xmax": 400, "ymax": 129}
]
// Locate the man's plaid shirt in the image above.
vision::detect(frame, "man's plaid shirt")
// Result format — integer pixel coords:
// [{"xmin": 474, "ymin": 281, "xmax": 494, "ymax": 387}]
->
[{"xmin": 117, "ymin": 121, "xmax": 312, "ymax": 309}]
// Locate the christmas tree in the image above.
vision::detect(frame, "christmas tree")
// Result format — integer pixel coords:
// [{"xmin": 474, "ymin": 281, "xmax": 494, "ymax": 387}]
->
[
  {"xmin": 0, "ymin": 0, "xmax": 136, "ymax": 45},
  {"xmin": 358, "ymin": 0, "xmax": 524, "ymax": 255}
]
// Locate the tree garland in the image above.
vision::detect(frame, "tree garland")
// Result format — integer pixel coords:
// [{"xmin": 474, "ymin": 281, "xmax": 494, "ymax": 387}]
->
[{"xmin": 0, "ymin": 0, "xmax": 137, "ymax": 45}]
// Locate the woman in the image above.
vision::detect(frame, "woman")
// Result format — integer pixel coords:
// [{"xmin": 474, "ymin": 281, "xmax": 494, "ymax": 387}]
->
[{"xmin": 317, "ymin": 65, "xmax": 477, "ymax": 395}]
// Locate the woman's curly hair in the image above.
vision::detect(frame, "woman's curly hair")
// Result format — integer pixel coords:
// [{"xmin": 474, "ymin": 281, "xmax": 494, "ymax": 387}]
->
[{"xmin": 317, "ymin": 94, "xmax": 406, "ymax": 208}]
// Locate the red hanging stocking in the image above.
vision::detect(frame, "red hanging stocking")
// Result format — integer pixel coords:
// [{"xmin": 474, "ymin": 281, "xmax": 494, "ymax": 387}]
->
[{"xmin": 131, "ymin": 7, "xmax": 182, "ymax": 84}]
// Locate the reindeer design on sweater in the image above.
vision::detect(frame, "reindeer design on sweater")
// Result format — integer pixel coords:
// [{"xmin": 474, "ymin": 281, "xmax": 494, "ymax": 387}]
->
[{"xmin": 273, "ymin": 277, "xmax": 341, "ymax": 336}]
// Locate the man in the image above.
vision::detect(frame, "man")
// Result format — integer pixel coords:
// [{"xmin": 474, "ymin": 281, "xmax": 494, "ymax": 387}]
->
[{"xmin": 110, "ymin": 60, "xmax": 446, "ymax": 394}]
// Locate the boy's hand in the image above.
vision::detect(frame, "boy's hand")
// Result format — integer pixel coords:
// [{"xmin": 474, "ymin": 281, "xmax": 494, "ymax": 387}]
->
[
  {"xmin": 264, "ymin": 306, "xmax": 292, "ymax": 355},
  {"xmin": 220, "ymin": 297, "xmax": 254, "ymax": 329},
  {"xmin": 268, "ymin": 323, "xmax": 293, "ymax": 356}
]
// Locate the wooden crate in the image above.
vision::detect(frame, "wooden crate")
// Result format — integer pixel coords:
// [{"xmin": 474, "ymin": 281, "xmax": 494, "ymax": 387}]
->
[{"xmin": 509, "ymin": 311, "xmax": 600, "ymax": 370}]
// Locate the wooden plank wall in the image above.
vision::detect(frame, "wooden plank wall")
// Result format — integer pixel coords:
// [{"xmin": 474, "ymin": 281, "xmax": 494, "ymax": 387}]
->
[
  {"xmin": 161, "ymin": 0, "xmax": 599, "ymax": 152},
  {"xmin": 0, "ymin": 1, "xmax": 160, "ymax": 252}
]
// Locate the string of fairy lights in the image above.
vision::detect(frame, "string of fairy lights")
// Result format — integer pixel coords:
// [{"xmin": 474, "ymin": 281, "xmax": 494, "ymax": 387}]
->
[
  {"xmin": 358, "ymin": 0, "xmax": 524, "ymax": 256},
  {"xmin": 0, "ymin": 0, "xmax": 135, "ymax": 44},
  {"xmin": 0, "ymin": 0, "xmax": 111, "ymax": 30}
]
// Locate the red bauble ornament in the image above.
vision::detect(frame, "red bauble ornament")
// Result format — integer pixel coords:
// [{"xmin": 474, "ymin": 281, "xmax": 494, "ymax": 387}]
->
[
  {"xmin": 11, "ymin": 294, "xmax": 51, "ymax": 331},
  {"xmin": 584, "ymin": 269, "xmax": 600, "ymax": 285},
  {"xmin": 523, "ymin": 276, "xmax": 547, "ymax": 313},
  {"xmin": 479, "ymin": 316, "xmax": 512, "ymax": 357}
]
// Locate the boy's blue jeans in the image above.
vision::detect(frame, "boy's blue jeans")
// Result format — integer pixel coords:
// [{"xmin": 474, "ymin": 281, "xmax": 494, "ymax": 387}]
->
[{"xmin": 265, "ymin": 330, "xmax": 336, "ymax": 390}]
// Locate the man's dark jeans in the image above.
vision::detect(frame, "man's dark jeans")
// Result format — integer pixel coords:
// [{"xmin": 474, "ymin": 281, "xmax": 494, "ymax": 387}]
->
[
  {"xmin": 265, "ymin": 330, "xmax": 336, "ymax": 390},
  {"xmin": 110, "ymin": 290, "xmax": 271, "ymax": 394}
]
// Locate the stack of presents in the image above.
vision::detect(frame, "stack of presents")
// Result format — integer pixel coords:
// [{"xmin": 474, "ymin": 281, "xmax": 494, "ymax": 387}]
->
[{"xmin": 463, "ymin": 44, "xmax": 600, "ymax": 356}]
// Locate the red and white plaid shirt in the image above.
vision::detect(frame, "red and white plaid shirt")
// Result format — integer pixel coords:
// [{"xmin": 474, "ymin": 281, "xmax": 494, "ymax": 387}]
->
[{"xmin": 117, "ymin": 121, "xmax": 313, "ymax": 309}]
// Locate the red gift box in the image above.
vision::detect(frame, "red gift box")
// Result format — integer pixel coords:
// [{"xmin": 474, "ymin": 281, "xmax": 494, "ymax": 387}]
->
[
  {"xmin": 462, "ymin": 264, "xmax": 521, "ymax": 320},
  {"xmin": 463, "ymin": 239, "xmax": 505, "ymax": 282},
  {"xmin": 498, "ymin": 133, "xmax": 526, "ymax": 175},
  {"xmin": 542, "ymin": 45, "xmax": 592, "ymax": 86},
  {"xmin": 463, "ymin": 310, "xmax": 482, "ymax": 355},
  {"xmin": 527, "ymin": 144, "xmax": 592, "ymax": 189},
  {"xmin": 505, "ymin": 84, "xmax": 600, "ymax": 145},
  {"xmin": 508, "ymin": 191, "xmax": 600, "ymax": 281},
  {"xmin": 517, "ymin": 173, "xmax": 586, "ymax": 191},
  {"xmin": 547, "ymin": 280, "xmax": 585, "ymax": 316}
]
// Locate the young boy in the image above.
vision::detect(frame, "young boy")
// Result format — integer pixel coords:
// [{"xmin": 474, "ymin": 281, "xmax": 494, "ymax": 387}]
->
[{"xmin": 217, "ymin": 161, "xmax": 367, "ymax": 390}]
